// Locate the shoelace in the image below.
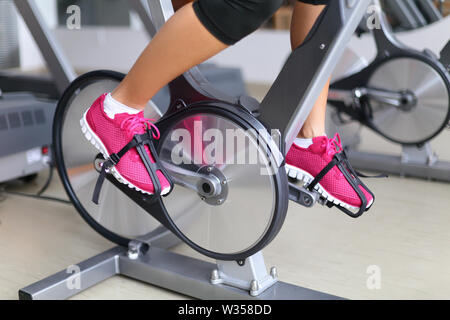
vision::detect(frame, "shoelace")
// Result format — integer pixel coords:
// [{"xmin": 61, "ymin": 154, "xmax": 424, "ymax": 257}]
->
[
  {"xmin": 322, "ymin": 133, "xmax": 343, "ymax": 157},
  {"xmin": 320, "ymin": 133, "xmax": 344, "ymax": 178},
  {"xmin": 120, "ymin": 114, "xmax": 160, "ymax": 140},
  {"xmin": 120, "ymin": 114, "xmax": 161, "ymax": 162}
]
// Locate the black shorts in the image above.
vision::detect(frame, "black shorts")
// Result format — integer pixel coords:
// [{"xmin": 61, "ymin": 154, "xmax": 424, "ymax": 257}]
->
[
  {"xmin": 193, "ymin": 0, "xmax": 330, "ymax": 45},
  {"xmin": 299, "ymin": 0, "xmax": 329, "ymax": 4}
]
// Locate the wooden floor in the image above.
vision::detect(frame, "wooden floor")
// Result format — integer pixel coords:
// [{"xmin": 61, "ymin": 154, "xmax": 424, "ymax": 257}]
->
[{"xmin": 0, "ymin": 84, "xmax": 450, "ymax": 300}]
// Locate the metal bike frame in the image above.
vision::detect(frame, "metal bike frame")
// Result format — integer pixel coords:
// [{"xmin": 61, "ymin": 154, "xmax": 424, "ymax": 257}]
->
[{"xmin": 20, "ymin": 0, "xmax": 371, "ymax": 300}]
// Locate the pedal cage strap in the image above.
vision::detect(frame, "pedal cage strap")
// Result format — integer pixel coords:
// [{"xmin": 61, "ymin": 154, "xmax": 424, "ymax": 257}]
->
[
  {"xmin": 92, "ymin": 130, "xmax": 174, "ymax": 205},
  {"xmin": 306, "ymin": 151, "xmax": 375, "ymax": 218}
]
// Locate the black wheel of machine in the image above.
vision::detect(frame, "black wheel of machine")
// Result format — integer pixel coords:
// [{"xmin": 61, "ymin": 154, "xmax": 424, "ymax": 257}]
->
[
  {"xmin": 53, "ymin": 70, "xmax": 171, "ymax": 247},
  {"xmin": 365, "ymin": 53, "xmax": 450, "ymax": 145}
]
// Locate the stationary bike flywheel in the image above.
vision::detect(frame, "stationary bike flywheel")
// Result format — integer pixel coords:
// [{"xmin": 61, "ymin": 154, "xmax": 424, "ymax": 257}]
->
[
  {"xmin": 366, "ymin": 55, "xmax": 450, "ymax": 145},
  {"xmin": 156, "ymin": 107, "xmax": 288, "ymax": 258}
]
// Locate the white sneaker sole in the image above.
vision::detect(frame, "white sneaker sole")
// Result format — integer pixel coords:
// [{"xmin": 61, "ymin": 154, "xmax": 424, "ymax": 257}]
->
[
  {"xmin": 80, "ymin": 111, "xmax": 171, "ymax": 196},
  {"xmin": 286, "ymin": 164, "xmax": 373, "ymax": 210}
]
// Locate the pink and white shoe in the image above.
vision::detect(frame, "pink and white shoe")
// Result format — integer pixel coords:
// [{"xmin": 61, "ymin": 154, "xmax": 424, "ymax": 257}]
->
[
  {"xmin": 286, "ymin": 133, "xmax": 374, "ymax": 216},
  {"xmin": 80, "ymin": 94, "xmax": 172, "ymax": 202}
]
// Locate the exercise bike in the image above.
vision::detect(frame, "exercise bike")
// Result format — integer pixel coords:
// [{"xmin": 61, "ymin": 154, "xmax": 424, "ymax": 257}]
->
[
  {"xmin": 21, "ymin": 0, "xmax": 374, "ymax": 300},
  {"xmin": 326, "ymin": 1, "xmax": 450, "ymax": 181}
]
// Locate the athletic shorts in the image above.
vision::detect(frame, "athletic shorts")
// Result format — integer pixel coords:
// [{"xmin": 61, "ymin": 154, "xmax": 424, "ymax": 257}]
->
[{"xmin": 193, "ymin": 0, "xmax": 331, "ymax": 45}]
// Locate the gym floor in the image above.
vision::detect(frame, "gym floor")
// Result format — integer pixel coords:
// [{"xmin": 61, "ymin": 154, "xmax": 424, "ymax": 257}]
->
[{"xmin": 1, "ymin": 84, "xmax": 450, "ymax": 300}]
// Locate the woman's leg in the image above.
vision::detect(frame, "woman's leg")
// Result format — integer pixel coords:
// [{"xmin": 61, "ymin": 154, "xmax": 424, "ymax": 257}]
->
[
  {"xmin": 291, "ymin": 1, "xmax": 330, "ymax": 139},
  {"xmin": 286, "ymin": 1, "xmax": 374, "ymax": 211},
  {"xmin": 112, "ymin": 2, "xmax": 227, "ymax": 109}
]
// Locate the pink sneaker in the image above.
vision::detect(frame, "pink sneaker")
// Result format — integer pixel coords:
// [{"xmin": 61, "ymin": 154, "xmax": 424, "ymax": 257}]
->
[
  {"xmin": 80, "ymin": 94, "xmax": 172, "ymax": 200},
  {"xmin": 286, "ymin": 133, "xmax": 374, "ymax": 214}
]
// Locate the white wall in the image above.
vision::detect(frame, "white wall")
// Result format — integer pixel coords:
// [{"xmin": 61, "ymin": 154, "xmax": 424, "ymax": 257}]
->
[{"xmin": 54, "ymin": 27, "xmax": 150, "ymax": 72}]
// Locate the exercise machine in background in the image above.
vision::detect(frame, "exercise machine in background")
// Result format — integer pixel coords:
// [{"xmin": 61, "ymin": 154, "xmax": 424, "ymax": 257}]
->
[
  {"xmin": 382, "ymin": 0, "xmax": 444, "ymax": 31},
  {"xmin": 0, "ymin": 0, "xmax": 75, "ymax": 184},
  {"xmin": 326, "ymin": 0, "xmax": 450, "ymax": 182}
]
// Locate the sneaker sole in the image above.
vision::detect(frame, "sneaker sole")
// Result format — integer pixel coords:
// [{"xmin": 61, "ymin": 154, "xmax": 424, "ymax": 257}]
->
[
  {"xmin": 286, "ymin": 164, "xmax": 373, "ymax": 210},
  {"xmin": 80, "ymin": 111, "xmax": 171, "ymax": 196}
]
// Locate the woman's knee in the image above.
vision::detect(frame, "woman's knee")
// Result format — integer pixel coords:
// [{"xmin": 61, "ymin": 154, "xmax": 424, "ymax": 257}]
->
[{"xmin": 194, "ymin": 0, "xmax": 283, "ymax": 45}]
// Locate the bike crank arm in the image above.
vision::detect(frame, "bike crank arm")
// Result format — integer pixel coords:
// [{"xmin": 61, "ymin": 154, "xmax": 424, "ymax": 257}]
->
[
  {"xmin": 329, "ymin": 87, "xmax": 416, "ymax": 109},
  {"xmin": 354, "ymin": 87, "xmax": 416, "ymax": 109},
  {"xmin": 161, "ymin": 162, "xmax": 225, "ymax": 200},
  {"xmin": 288, "ymin": 183, "xmax": 322, "ymax": 208}
]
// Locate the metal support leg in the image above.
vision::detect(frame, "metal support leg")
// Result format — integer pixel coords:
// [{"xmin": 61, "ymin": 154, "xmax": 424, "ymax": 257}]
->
[
  {"xmin": 346, "ymin": 144, "xmax": 450, "ymax": 182},
  {"xmin": 19, "ymin": 246, "xmax": 342, "ymax": 300},
  {"xmin": 19, "ymin": 247, "xmax": 123, "ymax": 300},
  {"xmin": 401, "ymin": 143, "xmax": 437, "ymax": 166},
  {"xmin": 211, "ymin": 252, "xmax": 278, "ymax": 297}
]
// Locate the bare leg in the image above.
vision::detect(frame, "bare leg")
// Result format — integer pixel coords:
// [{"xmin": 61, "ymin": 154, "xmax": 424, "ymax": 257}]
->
[
  {"xmin": 112, "ymin": 2, "xmax": 227, "ymax": 109},
  {"xmin": 291, "ymin": 2, "xmax": 330, "ymax": 139}
]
